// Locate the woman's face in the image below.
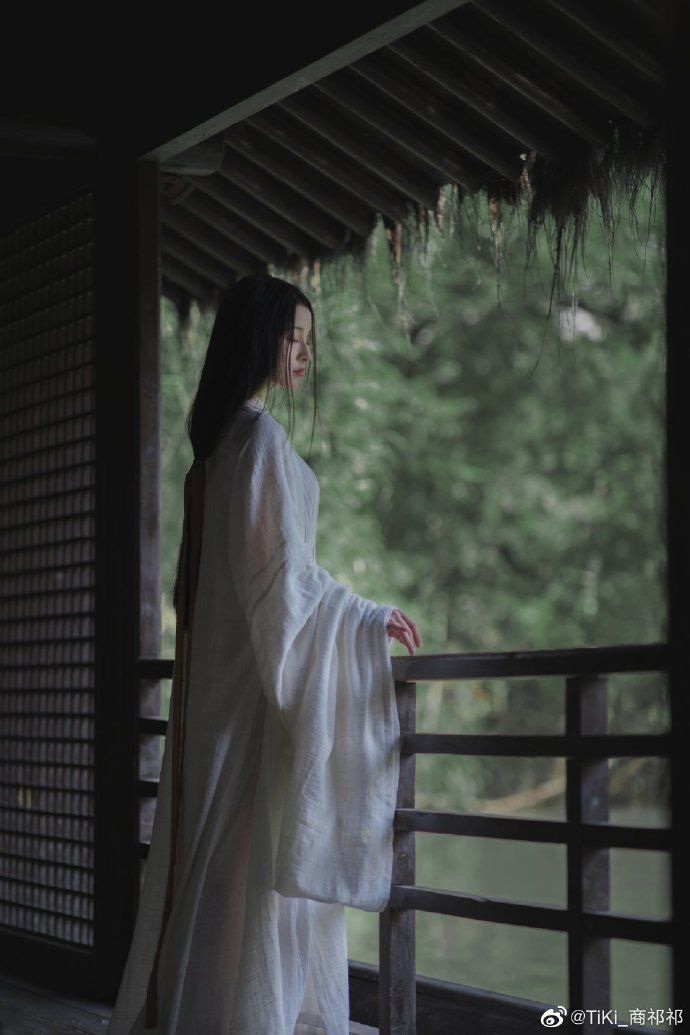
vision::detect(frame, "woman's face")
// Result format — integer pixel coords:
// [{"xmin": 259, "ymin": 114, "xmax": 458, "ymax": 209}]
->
[{"xmin": 278, "ymin": 303, "xmax": 313, "ymax": 390}]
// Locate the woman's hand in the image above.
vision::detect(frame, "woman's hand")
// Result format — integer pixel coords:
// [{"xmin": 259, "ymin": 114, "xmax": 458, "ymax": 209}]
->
[{"xmin": 386, "ymin": 608, "xmax": 422, "ymax": 655}]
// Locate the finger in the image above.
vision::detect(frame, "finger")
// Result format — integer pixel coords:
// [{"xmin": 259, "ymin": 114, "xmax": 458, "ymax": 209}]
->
[
  {"xmin": 391, "ymin": 627, "xmax": 413, "ymax": 655},
  {"xmin": 400, "ymin": 610, "xmax": 421, "ymax": 647}
]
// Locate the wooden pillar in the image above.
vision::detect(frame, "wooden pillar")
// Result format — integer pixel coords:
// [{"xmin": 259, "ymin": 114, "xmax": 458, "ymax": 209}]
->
[
  {"xmin": 666, "ymin": 0, "xmax": 689, "ymax": 1015},
  {"xmin": 92, "ymin": 153, "xmax": 160, "ymax": 1000},
  {"xmin": 379, "ymin": 679, "xmax": 416, "ymax": 1034},
  {"xmin": 566, "ymin": 674, "xmax": 610, "ymax": 1033}
]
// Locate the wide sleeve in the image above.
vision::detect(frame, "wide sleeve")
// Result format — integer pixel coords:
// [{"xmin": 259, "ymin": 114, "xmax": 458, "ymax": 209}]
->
[{"xmin": 227, "ymin": 417, "xmax": 400, "ymax": 911}]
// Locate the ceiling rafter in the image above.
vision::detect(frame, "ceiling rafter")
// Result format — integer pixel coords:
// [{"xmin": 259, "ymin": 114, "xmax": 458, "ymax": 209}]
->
[
  {"xmin": 424, "ymin": 19, "xmax": 609, "ymax": 146},
  {"xmin": 247, "ymin": 107, "xmax": 415, "ymax": 222},
  {"xmin": 373, "ymin": 39, "xmax": 559, "ymax": 160},
  {"xmin": 161, "ymin": 225, "xmax": 235, "ymax": 288},
  {"xmin": 177, "ymin": 191, "xmax": 288, "ymax": 268},
  {"xmin": 160, "ymin": 205, "xmax": 267, "ymax": 275},
  {"xmin": 472, "ymin": 0, "xmax": 659, "ymax": 127},
  {"xmin": 313, "ymin": 69, "xmax": 485, "ymax": 191},
  {"xmin": 162, "ymin": 254, "xmax": 218, "ymax": 302},
  {"xmin": 192, "ymin": 174, "xmax": 344, "ymax": 256},
  {"xmin": 224, "ymin": 125, "xmax": 373, "ymax": 236},
  {"xmin": 349, "ymin": 53, "xmax": 524, "ymax": 180},
  {"xmin": 543, "ymin": 0, "xmax": 662, "ymax": 84},
  {"xmin": 277, "ymin": 90, "xmax": 444, "ymax": 209}
]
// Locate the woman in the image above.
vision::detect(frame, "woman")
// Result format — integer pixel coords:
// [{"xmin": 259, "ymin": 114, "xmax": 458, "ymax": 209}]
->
[{"xmin": 107, "ymin": 273, "xmax": 422, "ymax": 1034}]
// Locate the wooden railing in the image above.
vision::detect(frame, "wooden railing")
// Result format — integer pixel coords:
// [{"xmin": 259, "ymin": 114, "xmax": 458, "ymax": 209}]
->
[
  {"xmin": 378, "ymin": 642, "xmax": 671, "ymax": 1035},
  {"xmin": 138, "ymin": 642, "xmax": 672, "ymax": 1035}
]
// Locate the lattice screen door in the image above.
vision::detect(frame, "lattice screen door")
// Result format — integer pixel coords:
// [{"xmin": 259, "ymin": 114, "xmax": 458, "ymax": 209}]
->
[{"xmin": 0, "ymin": 190, "xmax": 98, "ymax": 967}]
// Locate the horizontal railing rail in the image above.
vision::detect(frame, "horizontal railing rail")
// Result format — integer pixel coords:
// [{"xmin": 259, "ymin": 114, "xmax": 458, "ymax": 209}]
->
[
  {"xmin": 137, "ymin": 641, "xmax": 669, "ymax": 685},
  {"xmin": 402, "ymin": 732, "xmax": 671, "ymax": 755},
  {"xmin": 395, "ymin": 809, "xmax": 672, "ymax": 848}
]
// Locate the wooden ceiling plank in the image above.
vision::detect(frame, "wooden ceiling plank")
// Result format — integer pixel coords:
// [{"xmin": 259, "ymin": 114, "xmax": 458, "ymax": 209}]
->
[
  {"xmin": 177, "ymin": 191, "xmax": 289, "ymax": 267},
  {"xmin": 313, "ymin": 71, "xmax": 486, "ymax": 191},
  {"xmin": 349, "ymin": 55, "xmax": 524, "ymax": 180},
  {"xmin": 161, "ymin": 226, "xmax": 243, "ymax": 288},
  {"xmin": 161, "ymin": 277, "xmax": 187, "ymax": 309},
  {"xmin": 472, "ymin": 0, "xmax": 658, "ymax": 128},
  {"xmin": 161, "ymin": 204, "xmax": 272, "ymax": 273},
  {"xmin": 224, "ymin": 126, "xmax": 374, "ymax": 238},
  {"xmin": 423, "ymin": 20, "xmax": 608, "ymax": 147},
  {"xmin": 161, "ymin": 256, "xmax": 219, "ymax": 302},
  {"xmin": 383, "ymin": 38, "xmax": 558, "ymax": 160},
  {"xmin": 544, "ymin": 0, "xmax": 663, "ymax": 85},
  {"xmin": 191, "ymin": 173, "xmax": 343, "ymax": 256},
  {"xmin": 277, "ymin": 91, "xmax": 442, "ymax": 209},
  {"xmin": 246, "ymin": 108, "xmax": 416, "ymax": 222},
  {"xmin": 627, "ymin": 0, "xmax": 664, "ymax": 26}
]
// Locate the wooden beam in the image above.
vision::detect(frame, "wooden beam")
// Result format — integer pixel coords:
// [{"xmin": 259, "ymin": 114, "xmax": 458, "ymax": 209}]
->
[
  {"xmin": 246, "ymin": 107, "xmax": 413, "ymax": 223},
  {"xmin": 140, "ymin": 0, "xmax": 472, "ymax": 162},
  {"xmin": 224, "ymin": 123, "xmax": 377, "ymax": 236},
  {"xmin": 192, "ymin": 172, "xmax": 341, "ymax": 255},
  {"xmin": 277, "ymin": 89, "xmax": 442, "ymax": 208},
  {"xmin": 385, "ymin": 34, "xmax": 559, "ymax": 160},
  {"xmin": 423, "ymin": 20, "xmax": 609, "ymax": 147},
  {"xmin": 351, "ymin": 53, "xmax": 524, "ymax": 180},
  {"xmin": 472, "ymin": 0, "xmax": 659, "ymax": 128}
]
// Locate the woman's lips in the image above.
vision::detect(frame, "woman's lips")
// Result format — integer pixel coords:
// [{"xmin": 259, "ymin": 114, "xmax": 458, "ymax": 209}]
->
[{"xmin": 294, "ymin": 368, "xmax": 305, "ymax": 375}]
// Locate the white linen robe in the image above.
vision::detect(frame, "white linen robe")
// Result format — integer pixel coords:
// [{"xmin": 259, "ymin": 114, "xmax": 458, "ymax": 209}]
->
[{"xmin": 106, "ymin": 398, "xmax": 400, "ymax": 1034}]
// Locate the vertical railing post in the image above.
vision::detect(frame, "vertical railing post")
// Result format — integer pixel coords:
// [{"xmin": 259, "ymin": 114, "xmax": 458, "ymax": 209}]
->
[
  {"xmin": 566, "ymin": 674, "xmax": 610, "ymax": 1033},
  {"xmin": 379, "ymin": 679, "xmax": 416, "ymax": 1035}
]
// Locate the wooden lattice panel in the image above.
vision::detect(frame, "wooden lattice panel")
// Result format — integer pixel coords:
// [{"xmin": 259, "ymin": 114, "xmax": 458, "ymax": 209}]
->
[{"xmin": 0, "ymin": 191, "xmax": 96, "ymax": 946}]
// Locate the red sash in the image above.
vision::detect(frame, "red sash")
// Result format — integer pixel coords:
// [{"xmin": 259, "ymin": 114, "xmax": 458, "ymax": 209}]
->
[{"xmin": 145, "ymin": 458, "xmax": 206, "ymax": 1029}]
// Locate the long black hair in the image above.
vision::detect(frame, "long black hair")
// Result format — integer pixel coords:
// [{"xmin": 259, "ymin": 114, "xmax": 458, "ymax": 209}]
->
[
  {"xmin": 186, "ymin": 272, "xmax": 318, "ymax": 460},
  {"xmin": 172, "ymin": 273, "xmax": 318, "ymax": 610}
]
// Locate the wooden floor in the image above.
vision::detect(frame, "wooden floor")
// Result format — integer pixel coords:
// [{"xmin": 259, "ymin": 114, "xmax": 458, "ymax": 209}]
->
[
  {"xmin": 0, "ymin": 972, "xmax": 378, "ymax": 1034},
  {"xmin": 0, "ymin": 973, "xmax": 110, "ymax": 1035}
]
